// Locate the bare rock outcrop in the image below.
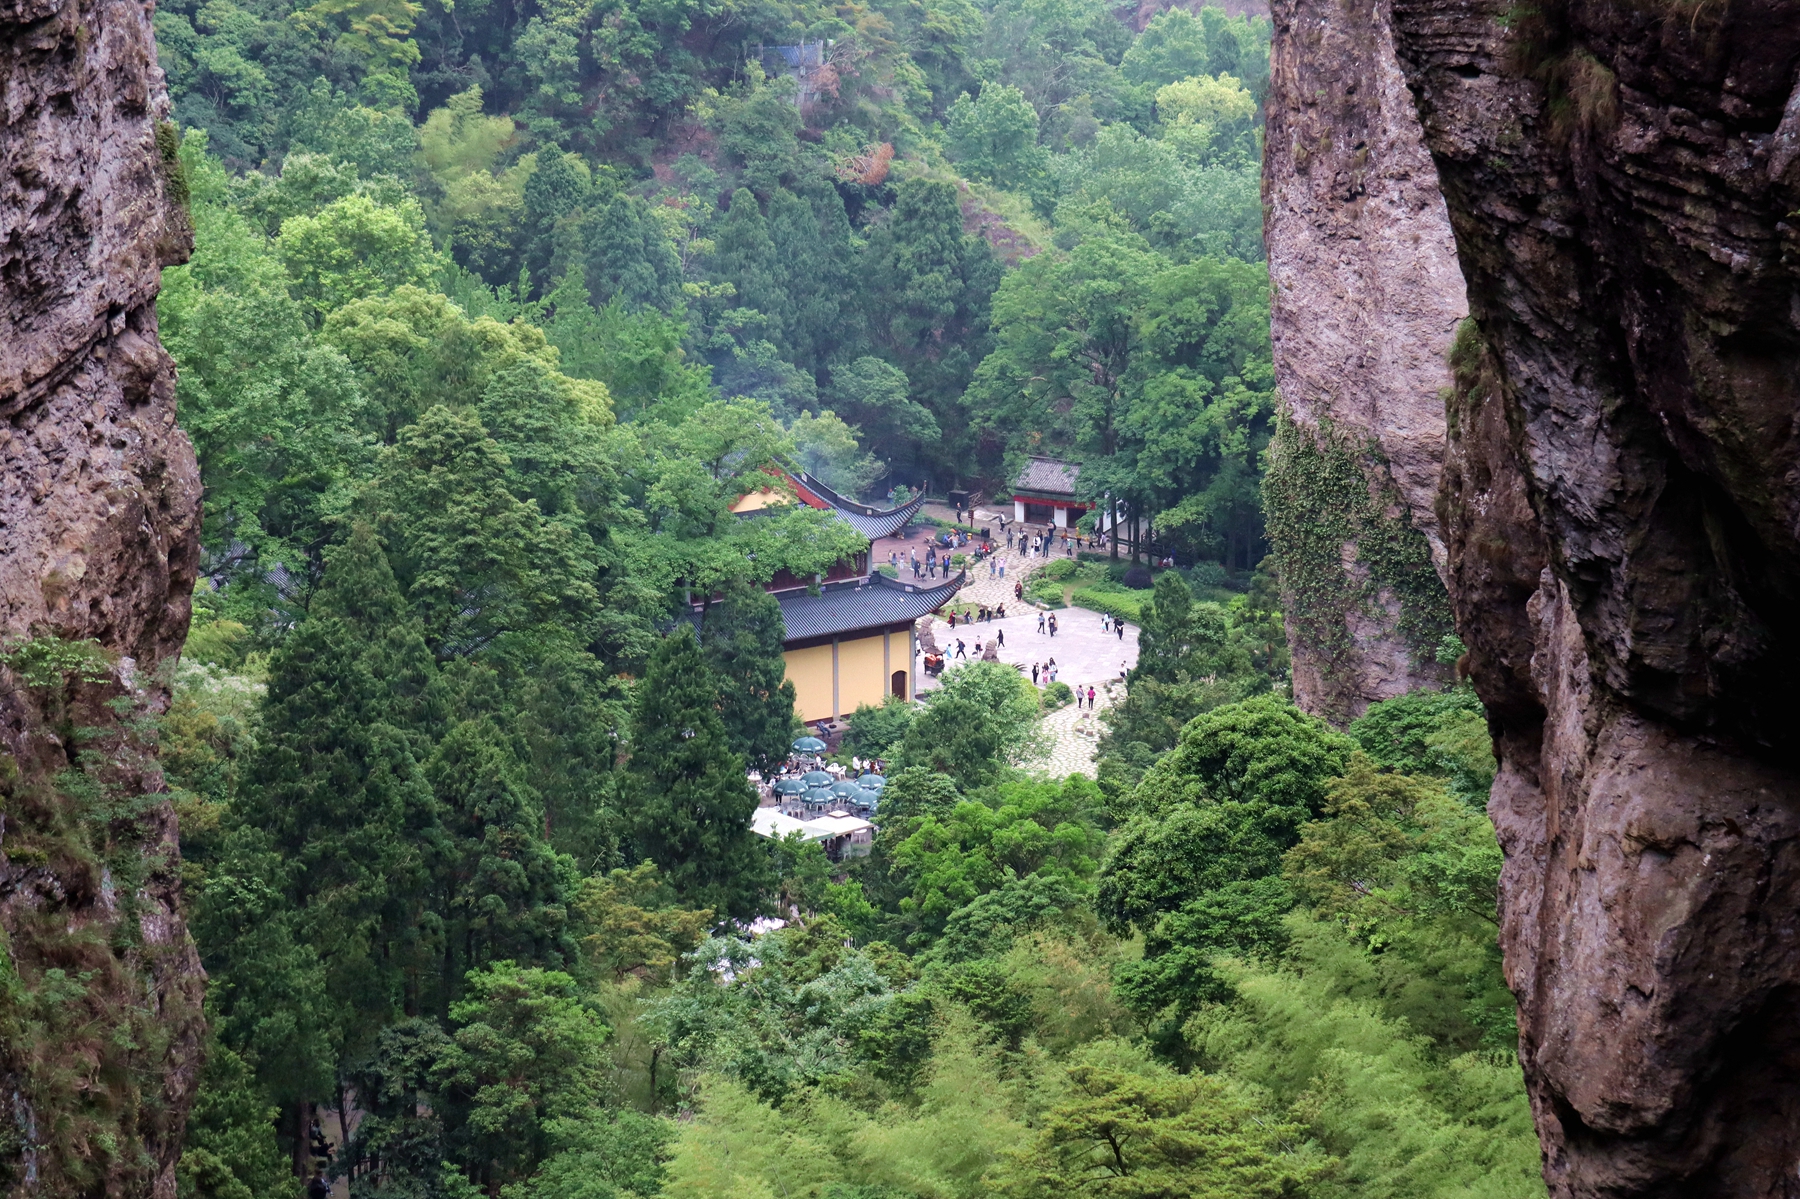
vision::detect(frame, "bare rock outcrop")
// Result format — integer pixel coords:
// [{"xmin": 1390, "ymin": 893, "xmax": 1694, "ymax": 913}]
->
[
  {"xmin": 1262, "ymin": 0, "xmax": 1465, "ymax": 724},
  {"xmin": 0, "ymin": 0, "xmax": 203, "ymax": 1190},
  {"xmin": 1374, "ymin": 1, "xmax": 1800, "ymax": 1193}
]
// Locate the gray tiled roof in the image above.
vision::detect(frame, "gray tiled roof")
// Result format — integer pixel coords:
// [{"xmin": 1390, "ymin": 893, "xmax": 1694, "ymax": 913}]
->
[
  {"xmin": 795, "ymin": 472, "xmax": 927, "ymax": 539},
  {"xmin": 776, "ymin": 571, "xmax": 965, "ymax": 642},
  {"xmin": 1013, "ymin": 456, "xmax": 1081, "ymax": 498}
]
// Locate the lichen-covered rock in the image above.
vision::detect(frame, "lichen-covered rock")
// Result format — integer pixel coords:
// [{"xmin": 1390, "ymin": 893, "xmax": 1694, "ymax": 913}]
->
[
  {"xmin": 1380, "ymin": 2, "xmax": 1800, "ymax": 1193},
  {"xmin": 1262, "ymin": 0, "xmax": 1465, "ymax": 723},
  {"xmin": 0, "ymin": 0, "xmax": 203, "ymax": 1190}
]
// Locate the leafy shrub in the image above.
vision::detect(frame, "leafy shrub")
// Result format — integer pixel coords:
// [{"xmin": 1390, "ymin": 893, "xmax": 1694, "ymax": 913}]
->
[
  {"xmin": 846, "ymin": 694, "xmax": 917, "ymax": 759},
  {"xmin": 1040, "ymin": 558, "xmax": 1078, "ymax": 580},
  {"xmin": 1071, "ymin": 584, "xmax": 1153, "ymax": 623},
  {"xmin": 1349, "ymin": 685, "xmax": 1495, "ymax": 805},
  {"xmin": 1186, "ymin": 561, "xmax": 1230, "ymax": 589},
  {"xmin": 1042, "ymin": 681, "xmax": 1074, "ymax": 709}
]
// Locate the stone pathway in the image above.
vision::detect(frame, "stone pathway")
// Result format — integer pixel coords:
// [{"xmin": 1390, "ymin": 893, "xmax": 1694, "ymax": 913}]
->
[{"xmin": 1027, "ymin": 679, "xmax": 1127, "ymax": 777}]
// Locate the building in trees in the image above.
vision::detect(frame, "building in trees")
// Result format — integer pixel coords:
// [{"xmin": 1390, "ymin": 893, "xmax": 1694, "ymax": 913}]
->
[
  {"xmin": 723, "ymin": 468, "xmax": 963, "ymax": 722},
  {"xmin": 1010, "ymin": 455, "xmax": 1094, "ymax": 529},
  {"xmin": 774, "ymin": 572, "xmax": 965, "ymax": 722}
]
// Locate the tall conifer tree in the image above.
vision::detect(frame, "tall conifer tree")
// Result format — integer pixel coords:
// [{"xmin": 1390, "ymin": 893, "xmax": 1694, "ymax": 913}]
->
[
  {"xmin": 696, "ymin": 580, "xmax": 797, "ymax": 777},
  {"xmin": 864, "ymin": 179, "xmax": 1001, "ymax": 476},
  {"xmin": 425, "ymin": 716, "xmax": 577, "ymax": 1003},
  {"xmin": 623, "ymin": 627, "xmax": 769, "ymax": 918},
  {"xmin": 237, "ymin": 523, "xmax": 442, "ymax": 1057},
  {"xmin": 583, "ymin": 194, "xmax": 681, "ymax": 311},
  {"xmin": 712, "ymin": 188, "xmax": 785, "ymax": 332},
  {"xmin": 522, "ymin": 150, "xmax": 592, "ymax": 291}
]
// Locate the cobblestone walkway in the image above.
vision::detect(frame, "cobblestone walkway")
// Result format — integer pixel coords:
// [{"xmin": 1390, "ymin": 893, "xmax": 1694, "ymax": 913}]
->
[{"xmin": 1023, "ymin": 678, "xmax": 1126, "ymax": 778}]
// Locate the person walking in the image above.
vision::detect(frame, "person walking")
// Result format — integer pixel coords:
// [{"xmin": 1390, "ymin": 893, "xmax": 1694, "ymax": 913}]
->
[
  {"xmin": 1031, "ymin": 662, "xmax": 1040, "ymax": 685},
  {"xmin": 1048, "ymin": 658, "xmax": 1058, "ymax": 683},
  {"xmin": 1116, "ymin": 619, "xmax": 1125, "ymax": 641},
  {"xmin": 955, "ymin": 638, "xmax": 967, "ymax": 659},
  {"xmin": 1037, "ymin": 611, "xmax": 1047, "ymax": 634},
  {"xmin": 1015, "ymin": 580, "xmax": 1024, "ymax": 600},
  {"xmin": 996, "ymin": 627, "xmax": 1005, "ymax": 647},
  {"xmin": 1087, "ymin": 684, "xmax": 1097, "ymax": 709},
  {"xmin": 1048, "ymin": 614, "xmax": 1058, "ymax": 637}
]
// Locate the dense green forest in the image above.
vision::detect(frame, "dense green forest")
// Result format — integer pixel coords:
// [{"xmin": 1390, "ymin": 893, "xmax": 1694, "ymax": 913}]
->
[
  {"xmin": 137, "ymin": 1, "xmax": 1546, "ymax": 1195},
  {"xmin": 155, "ymin": 0, "xmax": 1274, "ymax": 570}
]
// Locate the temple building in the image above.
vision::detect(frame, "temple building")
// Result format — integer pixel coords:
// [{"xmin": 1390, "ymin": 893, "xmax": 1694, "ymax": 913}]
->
[
  {"xmin": 1009, "ymin": 456, "xmax": 1093, "ymax": 528},
  {"xmin": 729, "ymin": 470, "xmax": 964, "ymax": 723}
]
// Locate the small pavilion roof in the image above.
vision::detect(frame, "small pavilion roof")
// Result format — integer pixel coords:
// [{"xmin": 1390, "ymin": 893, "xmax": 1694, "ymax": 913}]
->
[
  {"xmin": 1013, "ymin": 456, "xmax": 1081, "ymax": 499},
  {"xmin": 751, "ymin": 809, "xmax": 875, "ymax": 840}
]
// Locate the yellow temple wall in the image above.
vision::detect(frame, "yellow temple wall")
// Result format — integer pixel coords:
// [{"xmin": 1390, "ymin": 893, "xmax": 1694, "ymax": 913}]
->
[
  {"xmin": 785, "ymin": 644, "xmax": 835, "ymax": 722},
  {"xmin": 784, "ymin": 630, "xmax": 911, "ymax": 723},
  {"xmin": 837, "ymin": 634, "xmax": 887, "ymax": 714}
]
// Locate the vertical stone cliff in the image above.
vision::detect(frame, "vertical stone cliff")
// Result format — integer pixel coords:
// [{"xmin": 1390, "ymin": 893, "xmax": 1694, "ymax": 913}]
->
[
  {"xmin": 1274, "ymin": 0, "xmax": 1800, "ymax": 1192},
  {"xmin": 1261, "ymin": 0, "xmax": 1465, "ymax": 724},
  {"xmin": 0, "ymin": 0, "xmax": 203, "ymax": 1189}
]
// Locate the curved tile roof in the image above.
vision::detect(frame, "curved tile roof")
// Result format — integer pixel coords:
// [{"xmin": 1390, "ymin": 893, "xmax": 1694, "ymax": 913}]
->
[
  {"xmin": 776, "ymin": 571, "xmax": 965, "ymax": 642},
  {"xmin": 793, "ymin": 471, "xmax": 927, "ymax": 539}
]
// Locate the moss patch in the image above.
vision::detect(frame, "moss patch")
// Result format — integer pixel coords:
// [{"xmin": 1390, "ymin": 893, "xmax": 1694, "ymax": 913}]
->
[
  {"xmin": 1262, "ymin": 414, "xmax": 1454, "ymax": 719},
  {"xmin": 0, "ymin": 640, "xmax": 196, "ymax": 1194},
  {"xmin": 154, "ymin": 120, "xmax": 189, "ymax": 210}
]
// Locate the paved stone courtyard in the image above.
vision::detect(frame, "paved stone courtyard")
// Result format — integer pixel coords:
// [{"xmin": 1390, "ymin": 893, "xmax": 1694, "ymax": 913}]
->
[{"xmin": 911, "ymin": 509, "xmax": 1140, "ymax": 778}]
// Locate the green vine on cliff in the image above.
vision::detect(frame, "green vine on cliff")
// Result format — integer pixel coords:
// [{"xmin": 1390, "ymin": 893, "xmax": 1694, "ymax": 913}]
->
[
  {"xmin": 154, "ymin": 120, "xmax": 189, "ymax": 211},
  {"xmin": 0, "ymin": 637, "xmax": 187, "ymax": 1193},
  {"xmin": 1262, "ymin": 413, "xmax": 1455, "ymax": 717}
]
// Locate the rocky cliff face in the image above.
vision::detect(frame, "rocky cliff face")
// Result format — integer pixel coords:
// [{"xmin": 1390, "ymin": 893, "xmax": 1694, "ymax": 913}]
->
[
  {"xmin": 1261, "ymin": 0, "xmax": 1465, "ymax": 724},
  {"xmin": 0, "ymin": 0, "xmax": 203, "ymax": 1189},
  {"xmin": 1274, "ymin": 0, "xmax": 1800, "ymax": 1193}
]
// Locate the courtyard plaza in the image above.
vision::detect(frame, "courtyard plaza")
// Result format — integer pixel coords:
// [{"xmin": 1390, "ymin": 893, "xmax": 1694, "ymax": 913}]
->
[{"xmin": 914, "ymin": 527, "xmax": 1140, "ymax": 778}]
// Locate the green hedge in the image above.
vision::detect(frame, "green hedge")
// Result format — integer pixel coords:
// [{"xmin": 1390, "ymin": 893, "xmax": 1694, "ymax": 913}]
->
[{"xmin": 1071, "ymin": 582, "xmax": 1153, "ymax": 623}]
